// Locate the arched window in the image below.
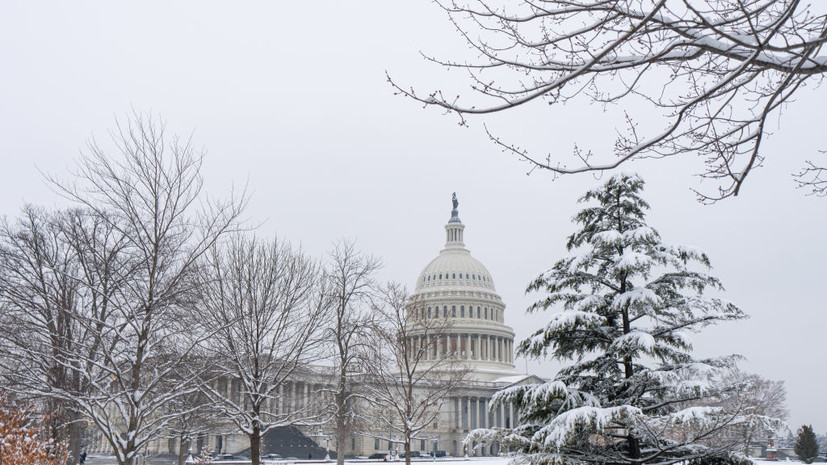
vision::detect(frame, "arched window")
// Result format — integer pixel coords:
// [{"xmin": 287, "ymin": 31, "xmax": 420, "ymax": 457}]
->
[
  {"xmin": 484, "ymin": 307, "xmax": 488, "ymax": 319},
  {"xmin": 452, "ymin": 306, "xmax": 457, "ymax": 317},
  {"xmin": 427, "ymin": 307, "xmax": 431, "ymax": 318},
  {"xmin": 460, "ymin": 305, "xmax": 465, "ymax": 317},
  {"xmin": 439, "ymin": 274, "xmax": 442, "ymax": 279},
  {"xmin": 443, "ymin": 306, "xmax": 448, "ymax": 318},
  {"xmin": 477, "ymin": 307, "xmax": 481, "ymax": 318},
  {"xmin": 452, "ymin": 273, "xmax": 456, "ymax": 279}
]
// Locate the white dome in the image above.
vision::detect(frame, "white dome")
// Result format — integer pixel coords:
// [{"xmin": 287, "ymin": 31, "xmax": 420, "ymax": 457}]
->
[
  {"xmin": 408, "ymin": 196, "xmax": 516, "ymax": 381},
  {"xmin": 415, "ymin": 248, "xmax": 496, "ymax": 292}
]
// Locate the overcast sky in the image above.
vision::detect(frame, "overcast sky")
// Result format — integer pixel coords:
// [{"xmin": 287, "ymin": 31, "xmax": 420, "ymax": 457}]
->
[{"xmin": 1, "ymin": 2, "xmax": 825, "ymax": 434}]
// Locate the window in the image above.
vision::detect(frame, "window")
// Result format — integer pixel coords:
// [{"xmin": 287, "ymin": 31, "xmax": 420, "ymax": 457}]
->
[
  {"xmin": 439, "ymin": 274, "xmax": 442, "ymax": 279},
  {"xmin": 443, "ymin": 306, "xmax": 448, "ymax": 318},
  {"xmin": 477, "ymin": 307, "xmax": 481, "ymax": 318},
  {"xmin": 472, "ymin": 274, "xmax": 476, "ymax": 280},
  {"xmin": 452, "ymin": 305, "xmax": 456, "ymax": 317},
  {"xmin": 427, "ymin": 307, "xmax": 431, "ymax": 318},
  {"xmin": 485, "ymin": 307, "xmax": 488, "ymax": 319},
  {"xmin": 421, "ymin": 440, "xmax": 426, "ymax": 451},
  {"xmin": 452, "ymin": 273, "xmax": 456, "ymax": 278},
  {"xmin": 460, "ymin": 305, "xmax": 465, "ymax": 317}
]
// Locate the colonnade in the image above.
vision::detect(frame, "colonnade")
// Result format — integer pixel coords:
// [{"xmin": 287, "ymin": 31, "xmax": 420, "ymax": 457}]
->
[
  {"xmin": 453, "ymin": 395, "xmax": 515, "ymax": 432},
  {"xmin": 411, "ymin": 333, "xmax": 513, "ymax": 363}
]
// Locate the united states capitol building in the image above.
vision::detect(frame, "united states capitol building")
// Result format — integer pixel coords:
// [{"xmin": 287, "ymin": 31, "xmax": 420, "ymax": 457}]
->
[
  {"xmin": 90, "ymin": 197, "xmax": 540, "ymax": 459},
  {"xmin": 391, "ymin": 197, "xmax": 539, "ymax": 457}
]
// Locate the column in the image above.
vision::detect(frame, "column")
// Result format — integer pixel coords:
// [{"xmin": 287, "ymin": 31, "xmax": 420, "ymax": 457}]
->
[
  {"xmin": 477, "ymin": 397, "xmax": 488, "ymax": 428},
  {"xmin": 466, "ymin": 397, "xmax": 472, "ymax": 431},
  {"xmin": 474, "ymin": 397, "xmax": 480, "ymax": 429},
  {"xmin": 466, "ymin": 333, "xmax": 472, "ymax": 360},
  {"xmin": 509, "ymin": 402, "xmax": 515, "ymax": 428}
]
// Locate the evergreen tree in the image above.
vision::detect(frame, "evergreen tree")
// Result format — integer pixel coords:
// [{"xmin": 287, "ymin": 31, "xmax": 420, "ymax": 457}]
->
[
  {"xmin": 470, "ymin": 174, "xmax": 747, "ymax": 465},
  {"xmin": 795, "ymin": 425, "xmax": 819, "ymax": 463}
]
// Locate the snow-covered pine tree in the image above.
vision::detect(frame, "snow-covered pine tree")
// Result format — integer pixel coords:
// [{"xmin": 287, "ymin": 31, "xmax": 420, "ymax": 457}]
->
[{"xmin": 471, "ymin": 173, "xmax": 748, "ymax": 465}]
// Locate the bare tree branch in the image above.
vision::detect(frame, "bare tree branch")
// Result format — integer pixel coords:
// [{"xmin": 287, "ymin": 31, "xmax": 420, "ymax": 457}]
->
[{"xmin": 392, "ymin": 0, "xmax": 827, "ymax": 200}]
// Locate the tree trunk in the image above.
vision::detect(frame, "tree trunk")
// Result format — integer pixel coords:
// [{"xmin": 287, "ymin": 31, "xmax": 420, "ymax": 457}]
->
[
  {"xmin": 628, "ymin": 436, "xmax": 641, "ymax": 461},
  {"xmin": 336, "ymin": 411, "xmax": 346, "ymax": 465},
  {"xmin": 68, "ymin": 417, "xmax": 85, "ymax": 465},
  {"xmin": 178, "ymin": 438, "xmax": 191, "ymax": 465},
  {"xmin": 250, "ymin": 422, "xmax": 261, "ymax": 465},
  {"xmin": 404, "ymin": 437, "xmax": 411, "ymax": 465}
]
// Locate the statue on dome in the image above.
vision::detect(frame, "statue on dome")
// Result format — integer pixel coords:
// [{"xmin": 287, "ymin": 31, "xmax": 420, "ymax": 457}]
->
[{"xmin": 449, "ymin": 193, "xmax": 461, "ymax": 223}]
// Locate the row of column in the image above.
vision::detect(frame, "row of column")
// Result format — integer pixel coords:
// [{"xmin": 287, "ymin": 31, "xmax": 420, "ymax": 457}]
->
[
  {"xmin": 414, "ymin": 334, "xmax": 513, "ymax": 363},
  {"xmin": 223, "ymin": 378, "xmax": 328, "ymax": 416},
  {"xmin": 454, "ymin": 396, "xmax": 515, "ymax": 431}
]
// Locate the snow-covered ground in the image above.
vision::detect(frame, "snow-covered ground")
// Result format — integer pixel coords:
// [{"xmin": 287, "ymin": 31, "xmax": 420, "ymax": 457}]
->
[
  {"xmin": 84, "ymin": 456, "xmax": 516, "ymax": 465},
  {"xmin": 84, "ymin": 455, "xmax": 809, "ymax": 465}
]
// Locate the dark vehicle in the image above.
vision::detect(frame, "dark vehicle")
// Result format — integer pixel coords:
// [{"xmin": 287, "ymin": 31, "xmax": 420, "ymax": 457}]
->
[
  {"xmin": 262, "ymin": 454, "xmax": 283, "ymax": 460},
  {"xmin": 369, "ymin": 453, "xmax": 390, "ymax": 461},
  {"xmin": 433, "ymin": 451, "xmax": 447, "ymax": 458},
  {"xmin": 401, "ymin": 451, "xmax": 421, "ymax": 458},
  {"xmin": 213, "ymin": 454, "xmax": 248, "ymax": 462}
]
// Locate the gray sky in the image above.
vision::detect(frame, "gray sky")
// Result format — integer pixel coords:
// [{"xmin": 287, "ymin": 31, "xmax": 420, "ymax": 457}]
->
[{"xmin": 1, "ymin": 1, "xmax": 825, "ymax": 434}]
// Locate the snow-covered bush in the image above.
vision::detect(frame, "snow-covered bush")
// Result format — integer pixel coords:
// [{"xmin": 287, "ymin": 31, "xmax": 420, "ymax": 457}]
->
[
  {"xmin": 470, "ymin": 173, "xmax": 751, "ymax": 465},
  {"xmin": 0, "ymin": 395, "xmax": 68, "ymax": 465}
]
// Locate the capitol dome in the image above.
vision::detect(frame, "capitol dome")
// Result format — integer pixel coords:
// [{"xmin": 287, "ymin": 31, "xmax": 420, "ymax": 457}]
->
[{"xmin": 408, "ymin": 195, "xmax": 516, "ymax": 381}]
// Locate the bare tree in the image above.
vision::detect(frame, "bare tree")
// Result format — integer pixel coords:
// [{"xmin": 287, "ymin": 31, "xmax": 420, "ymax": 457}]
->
[
  {"xmin": 164, "ymin": 382, "xmax": 225, "ymax": 465},
  {"xmin": 0, "ymin": 206, "xmax": 130, "ymax": 465},
  {"xmin": 394, "ymin": 0, "xmax": 827, "ymax": 201},
  {"xmin": 717, "ymin": 370, "xmax": 789, "ymax": 456},
  {"xmin": 36, "ymin": 114, "xmax": 245, "ymax": 465},
  {"xmin": 195, "ymin": 235, "xmax": 327, "ymax": 465},
  {"xmin": 323, "ymin": 239, "xmax": 382, "ymax": 465},
  {"xmin": 360, "ymin": 283, "xmax": 469, "ymax": 465}
]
